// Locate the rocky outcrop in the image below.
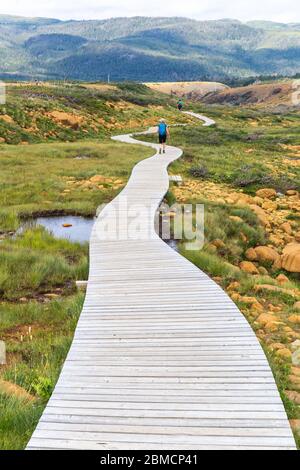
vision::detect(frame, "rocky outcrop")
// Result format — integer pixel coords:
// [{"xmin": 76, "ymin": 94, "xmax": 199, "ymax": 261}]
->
[{"xmin": 281, "ymin": 243, "xmax": 300, "ymax": 273}]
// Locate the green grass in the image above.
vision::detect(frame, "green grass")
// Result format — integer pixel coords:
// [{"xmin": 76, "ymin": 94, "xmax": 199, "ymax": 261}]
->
[
  {"xmin": 0, "ymin": 81, "xmax": 185, "ymax": 449},
  {"xmin": 0, "ymin": 228, "xmax": 88, "ymax": 301},
  {"xmin": 1, "ymin": 82, "xmax": 300, "ymax": 449},
  {"xmin": 0, "ymin": 140, "xmax": 155, "ymax": 232},
  {"xmin": 141, "ymin": 104, "xmax": 300, "ymax": 193},
  {"xmin": 0, "ymin": 293, "xmax": 84, "ymax": 450},
  {"xmin": 0, "ymin": 394, "xmax": 44, "ymax": 450},
  {"xmin": 0, "ymin": 82, "xmax": 186, "ymax": 144}
]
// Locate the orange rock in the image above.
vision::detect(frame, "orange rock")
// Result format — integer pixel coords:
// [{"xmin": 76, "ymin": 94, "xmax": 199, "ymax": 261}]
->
[
  {"xmin": 288, "ymin": 315, "xmax": 300, "ymax": 324},
  {"xmin": 236, "ymin": 194, "xmax": 253, "ymax": 206},
  {"xmin": 262, "ymin": 201, "xmax": 278, "ymax": 211},
  {"xmin": 245, "ymin": 248, "xmax": 257, "ymax": 261},
  {"xmin": 265, "ymin": 321, "xmax": 281, "ymax": 333},
  {"xmin": 253, "ymin": 246, "xmax": 281, "ymax": 267},
  {"xmin": 276, "ymin": 348, "xmax": 292, "ymax": 359},
  {"xmin": 239, "ymin": 261, "xmax": 259, "ymax": 274},
  {"xmin": 256, "ymin": 188, "xmax": 277, "ymax": 199},
  {"xmin": 90, "ymin": 175, "xmax": 106, "ymax": 183},
  {"xmin": 269, "ymin": 343, "xmax": 286, "ymax": 351},
  {"xmin": 254, "ymin": 284, "xmax": 300, "ymax": 298},
  {"xmin": 285, "ymin": 391, "xmax": 300, "ymax": 404},
  {"xmin": 281, "ymin": 222, "xmax": 292, "ymax": 234},
  {"xmin": 249, "ymin": 205, "xmax": 269, "ymax": 226},
  {"xmin": 227, "ymin": 281, "xmax": 240, "ymax": 291},
  {"xmin": 211, "ymin": 239, "xmax": 226, "ymax": 249},
  {"xmin": 230, "ymin": 292, "xmax": 241, "ymax": 302},
  {"xmin": 257, "ymin": 313, "xmax": 276, "ymax": 326},
  {"xmin": 276, "ymin": 274, "xmax": 290, "ymax": 285},
  {"xmin": 290, "ymin": 419, "xmax": 300, "ymax": 433},
  {"xmin": 269, "ymin": 304, "xmax": 282, "ymax": 313},
  {"xmin": 281, "ymin": 243, "xmax": 300, "ymax": 273},
  {"xmin": 0, "ymin": 114, "xmax": 14, "ymax": 124},
  {"xmin": 48, "ymin": 111, "xmax": 83, "ymax": 129}
]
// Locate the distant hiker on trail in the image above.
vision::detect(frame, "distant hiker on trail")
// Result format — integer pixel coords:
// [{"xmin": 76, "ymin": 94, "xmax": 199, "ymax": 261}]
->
[
  {"xmin": 177, "ymin": 99, "xmax": 183, "ymax": 111},
  {"xmin": 158, "ymin": 118, "xmax": 170, "ymax": 154}
]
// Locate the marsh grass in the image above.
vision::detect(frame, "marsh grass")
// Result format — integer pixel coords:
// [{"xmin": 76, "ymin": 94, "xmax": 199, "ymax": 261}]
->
[
  {"xmin": 141, "ymin": 105, "xmax": 300, "ymax": 193},
  {"xmin": 0, "ymin": 140, "xmax": 155, "ymax": 232},
  {"xmin": 0, "ymin": 228, "xmax": 88, "ymax": 301},
  {"xmin": 0, "ymin": 293, "xmax": 84, "ymax": 449},
  {"xmin": 0, "ymin": 393, "xmax": 44, "ymax": 450}
]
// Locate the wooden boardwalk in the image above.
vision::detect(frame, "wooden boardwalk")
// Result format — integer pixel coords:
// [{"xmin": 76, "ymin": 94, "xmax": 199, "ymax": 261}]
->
[{"xmin": 27, "ymin": 113, "xmax": 296, "ymax": 450}]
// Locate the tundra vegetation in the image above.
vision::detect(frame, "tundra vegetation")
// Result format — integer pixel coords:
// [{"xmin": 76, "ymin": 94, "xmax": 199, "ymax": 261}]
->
[{"xmin": 0, "ymin": 81, "xmax": 299, "ymax": 448}]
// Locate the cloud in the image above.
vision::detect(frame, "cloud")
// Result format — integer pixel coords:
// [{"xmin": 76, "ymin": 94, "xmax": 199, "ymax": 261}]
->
[{"xmin": 0, "ymin": 0, "xmax": 299, "ymax": 23}]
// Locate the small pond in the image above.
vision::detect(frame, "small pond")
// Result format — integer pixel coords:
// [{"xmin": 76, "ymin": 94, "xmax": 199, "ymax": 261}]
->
[
  {"xmin": 16, "ymin": 215, "xmax": 179, "ymax": 249},
  {"xmin": 18, "ymin": 215, "xmax": 96, "ymax": 244}
]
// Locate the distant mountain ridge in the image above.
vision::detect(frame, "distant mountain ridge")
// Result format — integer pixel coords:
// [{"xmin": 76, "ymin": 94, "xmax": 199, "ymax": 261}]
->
[{"xmin": 0, "ymin": 15, "xmax": 300, "ymax": 81}]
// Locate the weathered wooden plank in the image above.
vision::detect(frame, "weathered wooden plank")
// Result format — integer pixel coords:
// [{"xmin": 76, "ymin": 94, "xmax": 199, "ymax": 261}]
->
[{"xmin": 26, "ymin": 112, "xmax": 295, "ymax": 451}]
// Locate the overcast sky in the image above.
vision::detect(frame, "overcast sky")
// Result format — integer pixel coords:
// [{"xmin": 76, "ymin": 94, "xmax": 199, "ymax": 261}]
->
[{"xmin": 0, "ymin": 0, "xmax": 299, "ymax": 23}]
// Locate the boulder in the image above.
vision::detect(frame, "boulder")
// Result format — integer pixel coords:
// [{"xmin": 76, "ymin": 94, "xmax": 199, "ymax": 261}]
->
[
  {"xmin": 276, "ymin": 348, "xmax": 292, "ymax": 360},
  {"xmin": 265, "ymin": 321, "xmax": 281, "ymax": 333},
  {"xmin": 294, "ymin": 231, "xmax": 300, "ymax": 243},
  {"xmin": 281, "ymin": 243, "xmax": 300, "ymax": 273},
  {"xmin": 257, "ymin": 313, "xmax": 276, "ymax": 326},
  {"xmin": 249, "ymin": 205, "xmax": 269, "ymax": 226},
  {"xmin": 288, "ymin": 315, "xmax": 300, "ymax": 324},
  {"xmin": 252, "ymin": 196, "xmax": 263, "ymax": 206},
  {"xmin": 262, "ymin": 201, "xmax": 278, "ymax": 211},
  {"xmin": 211, "ymin": 239, "xmax": 226, "ymax": 249},
  {"xmin": 276, "ymin": 274, "xmax": 290, "ymax": 285},
  {"xmin": 285, "ymin": 390, "xmax": 300, "ymax": 404},
  {"xmin": 286, "ymin": 190, "xmax": 298, "ymax": 196},
  {"xmin": 253, "ymin": 246, "xmax": 281, "ymax": 267},
  {"xmin": 245, "ymin": 248, "xmax": 257, "ymax": 261},
  {"xmin": 281, "ymin": 222, "xmax": 292, "ymax": 234},
  {"xmin": 90, "ymin": 175, "xmax": 106, "ymax": 183},
  {"xmin": 239, "ymin": 261, "xmax": 259, "ymax": 274},
  {"xmin": 293, "ymin": 301, "xmax": 300, "ymax": 311},
  {"xmin": 270, "ymin": 343, "xmax": 286, "ymax": 351},
  {"xmin": 254, "ymin": 284, "xmax": 299, "ymax": 299},
  {"xmin": 256, "ymin": 188, "xmax": 277, "ymax": 199},
  {"xmin": 236, "ymin": 194, "xmax": 253, "ymax": 206},
  {"xmin": 290, "ymin": 420, "xmax": 300, "ymax": 433},
  {"xmin": 227, "ymin": 281, "xmax": 240, "ymax": 291}
]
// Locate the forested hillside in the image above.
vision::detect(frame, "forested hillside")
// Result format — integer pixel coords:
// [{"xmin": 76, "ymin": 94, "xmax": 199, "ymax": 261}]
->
[{"xmin": 1, "ymin": 15, "xmax": 300, "ymax": 81}]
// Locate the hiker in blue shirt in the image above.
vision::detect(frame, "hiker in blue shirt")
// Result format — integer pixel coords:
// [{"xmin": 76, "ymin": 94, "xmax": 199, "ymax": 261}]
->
[
  {"xmin": 177, "ymin": 99, "xmax": 183, "ymax": 111},
  {"xmin": 157, "ymin": 118, "xmax": 170, "ymax": 154}
]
